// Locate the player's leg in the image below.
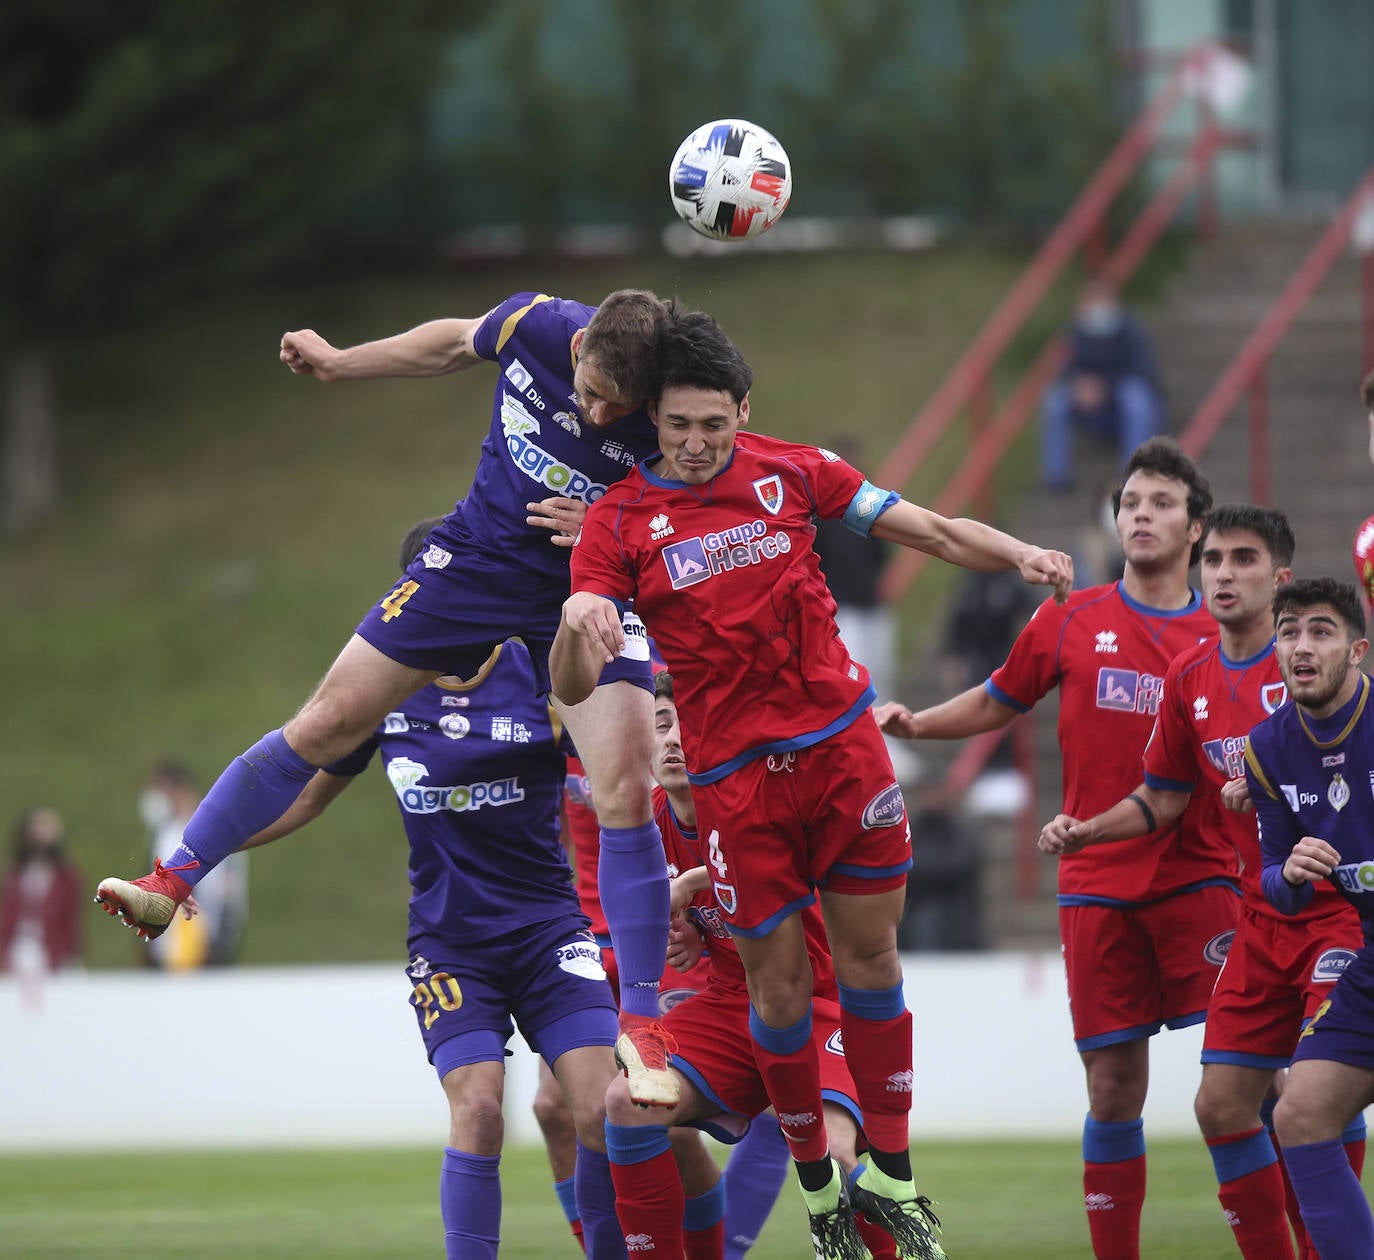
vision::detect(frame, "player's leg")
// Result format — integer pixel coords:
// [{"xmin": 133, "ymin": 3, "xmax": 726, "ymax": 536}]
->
[
  {"xmin": 823, "ymin": 1103, "xmax": 897, "ymax": 1260},
  {"xmin": 1273, "ymin": 1057, "xmax": 1374, "ymax": 1256},
  {"xmin": 438, "ymin": 1058, "xmax": 507, "ymax": 1260},
  {"xmin": 532, "ymin": 1058, "xmax": 585, "ymax": 1253},
  {"xmin": 95, "ymin": 632, "xmax": 439, "ymax": 936},
  {"xmin": 1195, "ymin": 1064, "xmax": 1293, "ymax": 1259},
  {"xmin": 721, "ymin": 1117, "xmax": 791, "ymax": 1260},
  {"xmin": 670, "ymin": 1128, "xmax": 726, "ymax": 1260},
  {"xmin": 554, "ymin": 665, "xmax": 676, "ymax": 1102}
]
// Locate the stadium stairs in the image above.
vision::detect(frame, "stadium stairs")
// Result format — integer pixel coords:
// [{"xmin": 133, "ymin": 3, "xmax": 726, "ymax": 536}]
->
[{"xmin": 896, "ymin": 217, "xmax": 1372, "ymax": 951}]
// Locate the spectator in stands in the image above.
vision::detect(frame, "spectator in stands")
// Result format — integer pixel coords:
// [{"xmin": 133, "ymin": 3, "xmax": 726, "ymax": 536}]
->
[
  {"xmin": 1041, "ymin": 276, "xmax": 1163, "ymax": 491},
  {"xmin": 1073, "ymin": 477, "xmax": 1128, "ymax": 589},
  {"xmin": 0, "ymin": 806, "xmax": 84, "ymax": 975},
  {"xmin": 812, "ymin": 437, "xmax": 920, "ymax": 783},
  {"xmin": 898, "ymin": 784, "xmax": 984, "ymax": 952},
  {"xmin": 140, "ymin": 761, "xmax": 249, "ymax": 970}
]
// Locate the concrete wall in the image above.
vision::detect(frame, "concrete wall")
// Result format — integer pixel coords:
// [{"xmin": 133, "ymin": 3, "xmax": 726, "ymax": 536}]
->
[{"xmin": 0, "ymin": 954, "xmax": 1210, "ymax": 1152}]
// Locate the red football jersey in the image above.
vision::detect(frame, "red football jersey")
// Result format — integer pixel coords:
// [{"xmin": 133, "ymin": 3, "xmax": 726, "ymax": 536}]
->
[
  {"xmin": 1145, "ymin": 638, "xmax": 1349, "ymax": 922},
  {"xmin": 653, "ymin": 786, "xmax": 837, "ymax": 1000},
  {"xmin": 571, "ymin": 433, "xmax": 879, "ymax": 782},
  {"xmin": 1353, "ymin": 514, "xmax": 1374, "ymax": 605},
  {"xmin": 989, "ymin": 581, "xmax": 1221, "ymax": 899},
  {"xmin": 562, "ymin": 756, "xmax": 607, "ymax": 940}
]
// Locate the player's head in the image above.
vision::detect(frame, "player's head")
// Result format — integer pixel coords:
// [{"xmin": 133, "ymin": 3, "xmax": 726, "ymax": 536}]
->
[
  {"xmin": 651, "ymin": 670, "xmax": 689, "ymax": 795},
  {"xmin": 1111, "ymin": 437, "xmax": 1212, "ymax": 570},
  {"xmin": 1273, "ymin": 577, "xmax": 1369, "ymax": 714},
  {"xmin": 1198, "ymin": 504, "xmax": 1294, "ymax": 629},
  {"xmin": 398, "ymin": 516, "xmax": 445, "ymax": 572},
  {"xmin": 12, "ymin": 805, "xmax": 65, "ymax": 866},
  {"xmin": 574, "ymin": 289, "xmax": 666, "ymax": 429},
  {"xmin": 649, "ymin": 303, "xmax": 753, "ymax": 485}
]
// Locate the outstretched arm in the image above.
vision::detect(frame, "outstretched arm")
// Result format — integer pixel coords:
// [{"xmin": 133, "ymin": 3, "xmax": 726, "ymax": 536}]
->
[
  {"xmin": 280, "ymin": 317, "xmax": 484, "ymax": 382},
  {"xmin": 870, "ymin": 500, "xmax": 1074, "ymax": 603},
  {"xmin": 237, "ymin": 770, "xmax": 353, "ymax": 851},
  {"xmin": 874, "ymin": 683, "xmax": 1018, "ymax": 742}
]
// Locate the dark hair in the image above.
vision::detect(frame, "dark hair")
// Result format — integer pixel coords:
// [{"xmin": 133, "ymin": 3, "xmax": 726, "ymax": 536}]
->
[
  {"xmin": 654, "ymin": 302, "xmax": 753, "ymax": 404},
  {"xmin": 653, "ymin": 670, "xmax": 675, "ymax": 701},
  {"xmin": 579, "ymin": 289, "xmax": 666, "ymax": 405},
  {"xmin": 12, "ymin": 806, "xmax": 66, "ymax": 866},
  {"xmin": 399, "ymin": 516, "xmax": 445, "ymax": 572},
  {"xmin": 1361, "ymin": 366, "xmax": 1374, "ymax": 412},
  {"xmin": 1201, "ymin": 504, "xmax": 1295, "ymax": 568},
  {"xmin": 1112, "ymin": 437, "xmax": 1213, "ymax": 565},
  {"xmin": 149, "ymin": 760, "xmax": 195, "ymax": 788},
  {"xmin": 1273, "ymin": 577, "xmax": 1367, "ymax": 639}
]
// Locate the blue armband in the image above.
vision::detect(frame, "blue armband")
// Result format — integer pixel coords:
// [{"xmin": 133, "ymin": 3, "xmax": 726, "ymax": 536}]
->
[{"xmin": 842, "ymin": 480, "xmax": 899, "ymax": 537}]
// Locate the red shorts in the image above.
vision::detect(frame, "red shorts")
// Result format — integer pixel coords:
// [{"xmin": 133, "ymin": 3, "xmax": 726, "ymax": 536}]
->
[
  {"xmin": 1060, "ymin": 884, "xmax": 1240, "ymax": 1050},
  {"xmin": 666, "ymin": 990, "xmax": 861, "ymax": 1141},
  {"xmin": 1202, "ymin": 900, "xmax": 1364, "ymax": 1067},
  {"xmin": 692, "ymin": 715, "xmax": 912, "ymax": 936}
]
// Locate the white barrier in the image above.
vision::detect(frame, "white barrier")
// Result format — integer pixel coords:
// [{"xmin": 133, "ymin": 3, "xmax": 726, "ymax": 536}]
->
[{"xmin": 0, "ymin": 954, "xmax": 1207, "ymax": 1151}]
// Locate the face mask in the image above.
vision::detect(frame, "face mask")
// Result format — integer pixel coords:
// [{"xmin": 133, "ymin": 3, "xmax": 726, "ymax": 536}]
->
[
  {"xmin": 139, "ymin": 789, "xmax": 174, "ymax": 831},
  {"xmin": 1079, "ymin": 302, "xmax": 1122, "ymax": 336}
]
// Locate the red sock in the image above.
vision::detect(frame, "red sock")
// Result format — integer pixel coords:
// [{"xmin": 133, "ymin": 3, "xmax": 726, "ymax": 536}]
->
[
  {"xmin": 570, "ymin": 1217, "xmax": 586, "ymax": 1254},
  {"xmin": 684, "ymin": 1218, "xmax": 724, "ymax": 1260},
  {"xmin": 610, "ymin": 1147, "xmax": 684, "ymax": 1256},
  {"xmin": 1084, "ymin": 1155, "xmax": 1146, "ymax": 1259},
  {"xmin": 1207, "ymin": 1151, "xmax": 1295, "ymax": 1260},
  {"xmin": 855, "ymin": 1211, "xmax": 899, "ymax": 1258},
  {"xmin": 751, "ymin": 1019, "xmax": 828, "ymax": 1162},
  {"xmin": 837, "ymin": 1005, "xmax": 913, "ymax": 1154},
  {"xmin": 1346, "ymin": 1137, "xmax": 1367, "ymax": 1178}
]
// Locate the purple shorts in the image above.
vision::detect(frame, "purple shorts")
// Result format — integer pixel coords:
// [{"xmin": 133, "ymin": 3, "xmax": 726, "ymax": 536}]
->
[
  {"xmin": 356, "ymin": 530, "xmax": 652, "ymax": 693},
  {"xmin": 405, "ymin": 916, "xmax": 618, "ymax": 1078},
  {"xmin": 1291, "ymin": 948, "xmax": 1374, "ymax": 1071}
]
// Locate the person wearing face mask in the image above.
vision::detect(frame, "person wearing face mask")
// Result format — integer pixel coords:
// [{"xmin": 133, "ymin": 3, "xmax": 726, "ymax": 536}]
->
[
  {"xmin": 139, "ymin": 762, "xmax": 249, "ymax": 970},
  {"xmin": 1041, "ymin": 275, "xmax": 1164, "ymax": 492}
]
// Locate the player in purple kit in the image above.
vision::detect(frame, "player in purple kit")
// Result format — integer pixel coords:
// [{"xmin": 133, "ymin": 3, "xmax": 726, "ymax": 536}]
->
[
  {"xmin": 1040, "ymin": 506, "xmax": 1366, "ymax": 1258},
  {"xmin": 1245, "ymin": 577, "xmax": 1374, "ymax": 1257},
  {"xmin": 95, "ymin": 290, "xmax": 682, "ymax": 1106},
  {"xmin": 878, "ymin": 438, "xmax": 1232, "ymax": 1260},
  {"xmin": 552, "ymin": 304, "xmax": 1072, "ymax": 1258}
]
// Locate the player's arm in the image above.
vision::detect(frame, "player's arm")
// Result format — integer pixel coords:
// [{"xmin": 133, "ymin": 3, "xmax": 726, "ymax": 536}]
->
[
  {"xmin": 237, "ymin": 770, "xmax": 354, "ymax": 851},
  {"xmin": 1245, "ymin": 742, "xmax": 1322, "ymax": 915},
  {"xmin": 875, "ymin": 682, "xmax": 1018, "ymax": 741},
  {"xmin": 550, "ymin": 593, "xmax": 625, "ymax": 706},
  {"xmin": 870, "ymin": 499, "xmax": 1074, "ymax": 603},
  {"xmin": 280, "ymin": 317, "xmax": 484, "ymax": 381},
  {"xmin": 1039, "ymin": 783, "xmax": 1188, "ymax": 856}
]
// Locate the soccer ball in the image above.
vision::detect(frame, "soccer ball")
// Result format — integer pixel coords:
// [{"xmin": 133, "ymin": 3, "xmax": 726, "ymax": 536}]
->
[{"xmin": 668, "ymin": 119, "xmax": 792, "ymax": 241}]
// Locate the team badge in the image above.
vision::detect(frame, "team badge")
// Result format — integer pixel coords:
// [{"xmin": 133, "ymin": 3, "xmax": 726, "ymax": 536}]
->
[
  {"xmin": 422, "ymin": 544, "xmax": 452, "ymax": 570},
  {"xmin": 752, "ymin": 474, "xmax": 784, "ymax": 515},
  {"xmin": 1261, "ymin": 682, "xmax": 1288, "ymax": 714},
  {"xmin": 825, "ymin": 1029, "xmax": 845, "ymax": 1056},
  {"xmin": 713, "ymin": 882, "xmax": 738, "ymax": 915},
  {"xmin": 1329, "ymin": 774, "xmax": 1351, "ymax": 811},
  {"xmin": 407, "ymin": 955, "xmax": 432, "ymax": 980}
]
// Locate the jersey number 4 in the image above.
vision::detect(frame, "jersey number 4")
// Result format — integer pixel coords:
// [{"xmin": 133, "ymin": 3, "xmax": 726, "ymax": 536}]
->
[{"xmin": 381, "ymin": 580, "xmax": 420, "ymax": 623}]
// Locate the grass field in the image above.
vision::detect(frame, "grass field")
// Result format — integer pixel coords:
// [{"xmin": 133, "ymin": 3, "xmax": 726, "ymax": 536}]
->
[{"xmin": 0, "ymin": 1137, "xmax": 1297, "ymax": 1258}]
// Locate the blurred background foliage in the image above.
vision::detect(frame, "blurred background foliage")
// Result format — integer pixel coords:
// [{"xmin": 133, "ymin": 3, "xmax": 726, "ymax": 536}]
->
[{"xmin": 0, "ymin": 0, "xmax": 1130, "ymax": 967}]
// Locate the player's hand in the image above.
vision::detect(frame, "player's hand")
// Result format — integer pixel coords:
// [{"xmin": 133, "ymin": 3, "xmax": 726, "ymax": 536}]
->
[
  {"xmin": 666, "ymin": 917, "xmax": 704, "ymax": 972},
  {"xmin": 873, "ymin": 701, "xmax": 919, "ymax": 739},
  {"xmin": 561, "ymin": 592, "xmax": 625, "ymax": 663},
  {"xmin": 179, "ymin": 894, "xmax": 201, "ymax": 921},
  {"xmin": 669, "ymin": 866, "xmax": 710, "ymax": 916},
  {"xmin": 526, "ymin": 497, "xmax": 587, "ymax": 548},
  {"xmin": 1220, "ymin": 777, "xmax": 1253, "ymax": 813},
  {"xmin": 1019, "ymin": 548, "xmax": 1075, "ymax": 605},
  {"xmin": 1039, "ymin": 813, "xmax": 1089, "ymax": 855},
  {"xmin": 1282, "ymin": 837, "xmax": 1341, "ymax": 886},
  {"xmin": 280, "ymin": 329, "xmax": 338, "ymax": 379}
]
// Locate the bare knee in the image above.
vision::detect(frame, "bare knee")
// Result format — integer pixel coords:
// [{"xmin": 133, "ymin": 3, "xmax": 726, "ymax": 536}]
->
[
  {"xmin": 450, "ymin": 1093, "xmax": 504, "ymax": 1155},
  {"xmin": 1084, "ymin": 1048, "xmax": 1148, "ymax": 1122},
  {"xmin": 605, "ymin": 1075, "xmax": 643, "ymax": 1129},
  {"xmin": 533, "ymin": 1081, "xmax": 576, "ymax": 1145}
]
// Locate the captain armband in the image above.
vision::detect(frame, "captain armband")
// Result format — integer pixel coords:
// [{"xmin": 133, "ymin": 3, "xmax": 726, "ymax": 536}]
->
[
  {"xmin": 841, "ymin": 479, "xmax": 900, "ymax": 537},
  {"xmin": 1128, "ymin": 793, "xmax": 1158, "ymax": 835}
]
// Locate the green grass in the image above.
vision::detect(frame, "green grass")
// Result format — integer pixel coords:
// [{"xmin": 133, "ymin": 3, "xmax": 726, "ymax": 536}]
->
[
  {"xmin": 1, "ymin": 243, "xmax": 1188, "ymax": 968},
  {"xmin": 0, "ymin": 1137, "xmax": 1288, "ymax": 1258}
]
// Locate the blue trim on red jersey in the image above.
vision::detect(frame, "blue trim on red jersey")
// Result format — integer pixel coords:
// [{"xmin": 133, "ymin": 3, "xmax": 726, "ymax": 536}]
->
[
  {"xmin": 1200, "ymin": 1048, "xmax": 1292, "ymax": 1071},
  {"xmin": 1219, "ymin": 638, "xmax": 1277, "ymax": 670},
  {"xmin": 1117, "ymin": 583, "xmax": 1205, "ymax": 618},
  {"xmin": 825, "ymin": 858, "xmax": 914, "ymax": 881},
  {"xmin": 638, "ymin": 449, "xmax": 738, "ymax": 489},
  {"xmin": 686, "ymin": 684, "xmax": 878, "ymax": 785},
  {"xmin": 1057, "ymin": 876, "xmax": 1241, "ymax": 909},
  {"xmin": 727, "ymin": 891, "xmax": 818, "ymax": 938},
  {"xmin": 1144, "ymin": 770, "xmax": 1196, "ymax": 793},
  {"xmin": 1075, "ymin": 1018, "xmax": 1164, "ymax": 1051},
  {"xmin": 984, "ymin": 677, "xmax": 1030, "ymax": 713},
  {"xmin": 1162, "ymin": 1006, "xmax": 1208, "ymax": 1032}
]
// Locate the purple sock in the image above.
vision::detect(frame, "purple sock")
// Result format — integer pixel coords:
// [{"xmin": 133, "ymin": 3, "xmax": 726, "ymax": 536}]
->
[
  {"xmin": 597, "ymin": 822, "xmax": 669, "ymax": 1019},
  {"xmin": 575, "ymin": 1139, "xmax": 627, "ymax": 1259},
  {"xmin": 440, "ymin": 1147, "xmax": 500, "ymax": 1259},
  {"xmin": 723, "ymin": 1117, "xmax": 792, "ymax": 1258},
  {"xmin": 1283, "ymin": 1138, "xmax": 1374, "ymax": 1255},
  {"xmin": 166, "ymin": 729, "xmax": 318, "ymax": 887}
]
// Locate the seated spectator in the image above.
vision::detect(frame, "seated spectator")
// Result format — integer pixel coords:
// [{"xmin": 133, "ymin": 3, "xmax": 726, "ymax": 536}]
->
[
  {"xmin": 0, "ymin": 806, "xmax": 84, "ymax": 975},
  {"xmin": 1041, "ymin": 276, "xmax": 1163, "ymax": 491}
]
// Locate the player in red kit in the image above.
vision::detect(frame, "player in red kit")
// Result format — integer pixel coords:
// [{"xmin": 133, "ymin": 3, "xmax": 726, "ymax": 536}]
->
[
  {"xmin": 1040, "ymin": 504, "xmax": 1366, "ymax": 1258},
  {"xmin": 878, "ymin": 437, "xmax": 1229, "ymax": 1260},
  {"xmin": 1351, "ymin": 369, "xmax": 1374, "ymax": 606},
  {"xmin": 552, "ymin": 303, "xmax": 1072, "ymax": 1259}
]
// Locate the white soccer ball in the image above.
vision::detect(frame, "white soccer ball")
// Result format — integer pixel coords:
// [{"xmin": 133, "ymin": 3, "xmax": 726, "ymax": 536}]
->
[{"xmin": 667, "ymin": 119, "xmax": 792, "ymax": 241}]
